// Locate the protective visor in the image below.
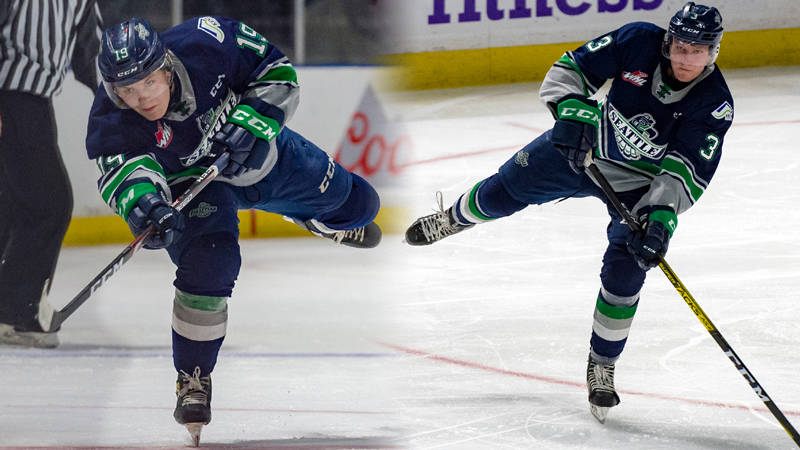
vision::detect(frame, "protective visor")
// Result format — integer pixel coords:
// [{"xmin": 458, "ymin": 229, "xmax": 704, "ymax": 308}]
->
[
  {"xmin": 112, "ymin": 72, "xmax": 169, "ymax": 102},
  {"xmin": 103, "ymin": 54, "xmax": 169, "ymax": 108},
  {"xmin": 662, "ymin": 34, "xmax": 720, "ymax": 67}
]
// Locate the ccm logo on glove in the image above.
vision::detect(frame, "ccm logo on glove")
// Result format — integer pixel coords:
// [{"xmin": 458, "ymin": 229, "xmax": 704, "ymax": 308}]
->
[{"xmin": 229, "ymin": 106, "xmax": 278, "ymax": 141}]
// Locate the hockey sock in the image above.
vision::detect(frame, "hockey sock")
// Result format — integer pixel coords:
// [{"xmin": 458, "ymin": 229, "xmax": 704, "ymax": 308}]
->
[
  {"xmin": 171, "ymin": 289, "xmax": 228, "ymax": 375},
  {"xmin": 452, "ymin": 174, "xmax": 526, "ymax": 225},
  {"xmin": 172, "ymin": 331, "xmax": 223, "ymax": 376},
  {"xmin": 589, "ymin": 287, "xmax": 639, "ymax": 365}
]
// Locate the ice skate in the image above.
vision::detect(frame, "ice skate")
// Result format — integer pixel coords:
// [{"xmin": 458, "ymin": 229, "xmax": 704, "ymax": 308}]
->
[
  {"xmin": 405, "ymin": 192, "xmax": 473, "ymax": 246},
  {"xmin": 0, "ymin": 323, "xmax": 59, "ymax": 348},
  {"xmin": 174, "ymin": 366, "xmax": 212, "ymax": 447},
  {"xmin": 185, "ymin": 423, "xmax": 203, "ymax": 447},
  {"xmin": 288, "ymin": 217, "xmax": 382, "ymax": 248},
  {"xmin": 587, "ymin": 358, "xmax": 620, "ymax": 424}
]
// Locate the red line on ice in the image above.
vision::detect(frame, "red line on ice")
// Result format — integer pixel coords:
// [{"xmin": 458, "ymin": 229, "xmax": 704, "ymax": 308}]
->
[
  {"xmin": 398, "ymin": 119, "xmax": 797, "ymax": 169},
  {"xmin": 381, "ymin": 342, "xmax": 800, "ymax": 417},
  {"xmin": 400, "ymin": 144, "xmax": 521, "ymax": 168},
  {"xmin": 504, "ymin": 122, "xmax": 547, "ymax": 133}
]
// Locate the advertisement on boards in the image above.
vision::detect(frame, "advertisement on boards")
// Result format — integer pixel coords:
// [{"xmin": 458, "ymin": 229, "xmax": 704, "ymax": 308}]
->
[{"xmin": 395, "ymin": 0, "xmax": 800, "ymax": 54}]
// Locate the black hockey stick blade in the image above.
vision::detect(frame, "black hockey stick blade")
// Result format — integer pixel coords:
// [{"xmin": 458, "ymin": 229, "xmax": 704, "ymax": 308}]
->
[
  {"xmin": 41, "ymin": 153, "xmax": 230, "ymax": 332},
  {"xmin": 586, "ymin": 162, "xmax": 800, "ymax": 446}
]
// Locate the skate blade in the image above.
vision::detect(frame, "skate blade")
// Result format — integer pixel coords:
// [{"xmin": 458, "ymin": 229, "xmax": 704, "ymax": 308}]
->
[
  {"xmin": 184, "ymin": 423, "xmax": 204, "ymax": 447},
  {"xmin": 590, "ymin": 404, "xmax": 609, "ymax": 424}
]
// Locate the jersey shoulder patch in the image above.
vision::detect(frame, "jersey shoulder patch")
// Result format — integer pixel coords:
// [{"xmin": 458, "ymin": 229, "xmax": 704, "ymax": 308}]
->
[
  {"xmin": 711, "ymin": 101, "xmax": 733, "ymax": 121},
  {"xmin": 197, "ymin": 16, "xmax": 225, "ymax": 43}
]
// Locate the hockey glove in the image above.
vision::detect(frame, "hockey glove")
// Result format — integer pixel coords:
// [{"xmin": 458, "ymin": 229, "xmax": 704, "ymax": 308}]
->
[
  {"xmin": 211, "ymin": 122, "xmax": 267, "ymax": 179},
  {"xmin": 127, "ymin": 192, "xmax": 185, "ymax": 249},
  {"xmin": 550, "ymin": 94, "xmax": 600, "ymax": 174},
  {"xmin": 626, "ymin": 207, "xmax": 677, "ymax": 270}
]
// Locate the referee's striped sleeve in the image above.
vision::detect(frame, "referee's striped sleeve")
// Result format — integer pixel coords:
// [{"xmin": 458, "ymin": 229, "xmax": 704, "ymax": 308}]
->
[{"xmin": 0, "ymin": 0, "xmax": 102, "ymax": 98}]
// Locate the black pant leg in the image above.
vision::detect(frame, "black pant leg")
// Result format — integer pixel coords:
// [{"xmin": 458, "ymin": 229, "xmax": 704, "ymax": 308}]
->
[{"xmin": 0, "ymin": 90, "xmax": 73, "ymax": 331}]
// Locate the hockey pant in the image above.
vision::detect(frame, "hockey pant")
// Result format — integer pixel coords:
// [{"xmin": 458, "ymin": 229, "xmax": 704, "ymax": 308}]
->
[
  {"xmin": 0, "ymin": 91, "xmax": 72, "ymax": 333},
  {"xmin": 167, "ymin": 127, "xmax": 379, "ymax": 375},
  {"xmin": 450, "ymin": 129, "xmax": 647, "ymax": 364}
]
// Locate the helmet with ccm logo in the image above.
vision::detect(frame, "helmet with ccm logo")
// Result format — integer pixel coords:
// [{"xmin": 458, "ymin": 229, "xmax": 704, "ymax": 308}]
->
[
  {"xmin": 662, "ymin": 2, "xmax": 724, "ymax": 66},
  {"xmin": 98, "ymin": 18, "xmax": 170, "ymax": 106}
]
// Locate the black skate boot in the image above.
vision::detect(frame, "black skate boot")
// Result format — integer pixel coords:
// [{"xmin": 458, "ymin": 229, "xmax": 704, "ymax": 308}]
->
[
  {"xmin": 586, "ymin": 358, "xmax": 620, "ymax": 423},
  {"xmin": 290, "ymin": 218, "xmax": 382, "ymax": 248},
  {"xmin": 174, "ymin": 366, "xmax": 212, "ymax": 446},
  {"xmin": 405, "ymin": 192, "xmax": 473, "ymax": 246}
]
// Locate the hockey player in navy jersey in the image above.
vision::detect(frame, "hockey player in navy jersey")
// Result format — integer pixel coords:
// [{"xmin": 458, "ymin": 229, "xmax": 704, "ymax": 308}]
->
[
  {"xmin": 405, "ymin": 2, "xmax": 732, "ymax": 423},
  {"xmin": 86, "ymin": 17, "xmax": 381, "ymax": 443}
]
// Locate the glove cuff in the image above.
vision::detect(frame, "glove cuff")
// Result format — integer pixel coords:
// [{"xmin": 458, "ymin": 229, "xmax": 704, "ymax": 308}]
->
[
  {"xmin": 555, "ymin": 96, "xmax": 601, "ymax": 127},
  {"xmin": 647, "ymin": 208, "xmax": 678, "ymax": 237},
  {"xmin": 227, "ymin": 104, "xmax": 280, "ymax": 142},
  {"xmin": 117, "ymin": 183, "xmax": 158, "ymax": 220}
]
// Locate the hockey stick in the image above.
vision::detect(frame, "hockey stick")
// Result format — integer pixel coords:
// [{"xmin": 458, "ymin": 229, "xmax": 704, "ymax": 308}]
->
[
  {"xmin": 39, "ymin": 152, "xmax": 230, "ymax": 333},
  {"xmin": 585, "ymin": 161, "xmax": 800, "ymax": 447}
]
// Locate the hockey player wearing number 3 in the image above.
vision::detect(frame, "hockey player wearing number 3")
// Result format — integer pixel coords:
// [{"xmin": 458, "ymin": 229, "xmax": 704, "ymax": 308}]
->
[
  {"xmin": 405, "ymin": 2, "xmax": 733, "ymax": 423},
  {"xmin": 86, "ymin": 17, "xmax": 381, "ymax": 444}
]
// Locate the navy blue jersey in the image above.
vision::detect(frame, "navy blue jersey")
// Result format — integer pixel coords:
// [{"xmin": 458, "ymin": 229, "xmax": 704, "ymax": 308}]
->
[
  {"xmin": 540, "ymin": 22, "xmax": 733, "ymax": 219},
  {"xmin": 86, "ymin": 16, "xmax": 298, "ymax": 219}
]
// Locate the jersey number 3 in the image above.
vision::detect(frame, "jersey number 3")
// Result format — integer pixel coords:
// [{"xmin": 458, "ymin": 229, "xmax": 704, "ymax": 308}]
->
[
  {"xmin": 586, "ymin": 35, "xmax": 613, "ymax": 53},
  {"xmin": 700, "ymin": 134, "xmax": 720, "ymax": 161}
]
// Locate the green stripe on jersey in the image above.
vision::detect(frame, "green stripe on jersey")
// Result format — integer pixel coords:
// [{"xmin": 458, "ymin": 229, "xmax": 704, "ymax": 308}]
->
[
  {"xmin": 556, "ymin": 53, "xmax": 590, "ymax": 97},
  {"xmin": 660, "ymin": 156, "xmax": 705, "ymax": 202},
  {"xmin": 625, "ymin": 160, "xmax": 661, "ymax": 176},
  {"xmin": 100, "ymin": 156, "xmax": 165, "ymax": 204},
  {"xmin": 167, "ymin": 167, "xmax": 209, "ymax": 182},
  {"xmin": 258, "ymin": 65, "xmax": 297, "ymax": 83}
]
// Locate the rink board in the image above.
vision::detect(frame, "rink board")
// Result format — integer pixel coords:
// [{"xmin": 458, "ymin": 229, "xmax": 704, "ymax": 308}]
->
[
  {"xmin": 62, "ymin": 205, "xmax": 409, "ymax": 246},
  {"xmin": 391, "ymin": 27, "xmax": 800, "ymax": 89}
]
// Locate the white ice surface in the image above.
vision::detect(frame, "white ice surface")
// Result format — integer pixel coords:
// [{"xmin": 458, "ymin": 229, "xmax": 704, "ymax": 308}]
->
[
  {"xmin": 0, "ymin": 239, "xmax": 407, "ymax": 448},
  {"xmin": 1, "ymin": 66, "xmax": 799, "ymax": 449}
]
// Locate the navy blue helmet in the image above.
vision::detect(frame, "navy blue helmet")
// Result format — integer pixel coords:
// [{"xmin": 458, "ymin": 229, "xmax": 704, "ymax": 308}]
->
[
  {"xmin": 663, "ymin": 2, "xmax": 723, "ymax": 66},
  {"xmin": 669, "ymin": 2, "xmax": 723, "ymax": 46},
  {"xmin": 98, "ymin": 18, "xmax": 166, "ymax": 87}
]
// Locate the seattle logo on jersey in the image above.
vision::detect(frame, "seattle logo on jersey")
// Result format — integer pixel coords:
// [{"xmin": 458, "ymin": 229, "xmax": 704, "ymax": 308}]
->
[
  {"xmin": 155, "ymin": 121, "xmax": 172, "ymax": 148},
  {"xmin": 711, "ymin": 101, "xmax": 733, "ymax": 121},
  {"xmin": 180, "ymin": 90, "xmax": 240, "ymax": 167},
  {"xmin": 608, "ymin": 103, "xmax": 667, "ymax": 160},
  {"xmin": 622, "ymin": 70, "xmax": 648, "ymax": 87}
]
